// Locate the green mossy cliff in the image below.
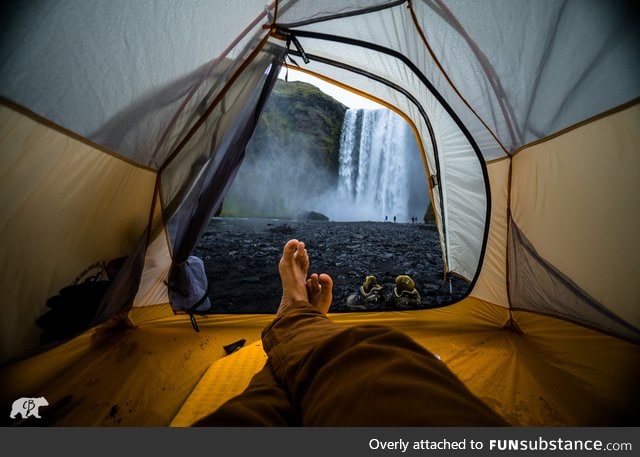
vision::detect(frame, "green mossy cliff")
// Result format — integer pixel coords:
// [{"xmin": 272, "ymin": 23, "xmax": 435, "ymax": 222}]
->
[
  {"xmin": 254, "ymin": 79, "xmax": 347, "ymax": 174},
  {"xmin": 222, "ymin": 79, "xmax": 348, "ymax": 218}
]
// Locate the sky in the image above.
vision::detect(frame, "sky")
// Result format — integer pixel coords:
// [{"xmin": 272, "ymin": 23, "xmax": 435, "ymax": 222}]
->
[{"xmin": 278, "ymin": 67, "xmax": 383, "ymax": 110}]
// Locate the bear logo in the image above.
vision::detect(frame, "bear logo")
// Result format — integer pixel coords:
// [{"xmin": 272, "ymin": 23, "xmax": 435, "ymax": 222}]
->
[{"xmin": 10, "ymin": 397, "xmax": 49, "ymax": 419}]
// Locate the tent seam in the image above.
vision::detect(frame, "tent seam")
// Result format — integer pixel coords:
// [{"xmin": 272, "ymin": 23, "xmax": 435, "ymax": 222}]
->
[
  {"xmin": 427, "ymin": 0, "xmax": 520, "ymax": 149},
  {"xmin": 407, "ymin": 0, "xmax": 509, "ymax": 157},
  {"xmin": 510, "ymin": 98, "xmax": 640, "ymax": 158},
  {"xmin": 509, "ymin": 217, "xmax": 640, "ymax": 344},
  {"xmin": 157, "ymin": 34, "xmax": 273, "ymax": 173},
  {"xmin": 277, "ymin": 0, "xmax": 407, "ymax": 29},
  {"xmin": 0, "ymin": 96, "xmax": 157, "ymax": 174}
]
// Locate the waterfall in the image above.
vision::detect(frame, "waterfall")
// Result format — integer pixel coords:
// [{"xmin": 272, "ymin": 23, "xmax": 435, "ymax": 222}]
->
[{"xmin": 331, "ymin": 108, "xmax": 417, "ymax": 222}]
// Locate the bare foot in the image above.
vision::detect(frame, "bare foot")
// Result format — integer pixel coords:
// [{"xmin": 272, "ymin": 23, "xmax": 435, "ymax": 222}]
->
[
  {"xmin": 306, "ymin": 273, "xmax": 333, "ymax": 315},
  {"xmin": 277, "ymin": 239, "xmax": 310, "ymax": 316}
]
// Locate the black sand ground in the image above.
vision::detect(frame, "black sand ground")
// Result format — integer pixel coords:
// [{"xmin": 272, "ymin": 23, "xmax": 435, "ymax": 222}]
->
[{"xmin": 194, "ymin": 217, "xmax": 469, "ymax": 314}]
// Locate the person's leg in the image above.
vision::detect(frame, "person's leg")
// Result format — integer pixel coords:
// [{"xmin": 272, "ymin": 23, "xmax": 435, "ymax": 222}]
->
[
  {"xmin": 191, "ymin": 240, "xmax": 312, "ymax": 427},
  {"xmin": 196, "ymin": 239, "xmax": 508, "ymax": 426},
  {"xmin": 264, "ymin": 239, "xmax": 508, "ymax": 426}
]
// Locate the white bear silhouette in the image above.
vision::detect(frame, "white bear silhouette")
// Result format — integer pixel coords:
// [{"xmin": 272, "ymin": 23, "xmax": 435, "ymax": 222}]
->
[{"xmin": 10, "ymin": 397, "xmax": 49, "ymax": 419}]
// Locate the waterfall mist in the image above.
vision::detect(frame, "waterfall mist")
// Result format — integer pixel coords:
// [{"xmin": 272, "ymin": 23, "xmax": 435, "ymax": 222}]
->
[
  {"xmin": 223, "ymin": 107, "xmax": 429, "ymax": 223},
  {"xmin": 315, "ymin": 108, "xmax": 429, "ymax": 223}
]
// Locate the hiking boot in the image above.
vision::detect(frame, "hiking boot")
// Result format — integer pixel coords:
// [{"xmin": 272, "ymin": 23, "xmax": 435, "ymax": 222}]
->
[
  {"xmin": 346, "ymin": 275, "xmax": 386, "ymax": 310},
  {"xmin": 392, "ymin": 275, "xmax": 422, "ymax": 309}
]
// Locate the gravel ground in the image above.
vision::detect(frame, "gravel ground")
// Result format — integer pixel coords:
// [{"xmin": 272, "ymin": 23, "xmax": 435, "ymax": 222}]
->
[{"xmin": 194, "ymin": 217, "xmax": 469, "ymax": 314}]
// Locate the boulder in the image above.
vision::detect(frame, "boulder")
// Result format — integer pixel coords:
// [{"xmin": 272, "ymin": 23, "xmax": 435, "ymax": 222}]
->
[{"xmin": 305, "ymin": 211, "xmax": 330, "ymax": 221}]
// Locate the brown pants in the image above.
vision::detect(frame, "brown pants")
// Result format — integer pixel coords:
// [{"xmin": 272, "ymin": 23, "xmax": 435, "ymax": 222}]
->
[{"xmin": 193, "ymin": 301, "xmax": 509, "ymax": 426}]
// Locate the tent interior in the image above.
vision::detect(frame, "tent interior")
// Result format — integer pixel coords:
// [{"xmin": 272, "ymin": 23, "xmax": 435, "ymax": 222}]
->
[{"xmin": 1, "ymin": 0, "xmax": 639, "ymax": 426}]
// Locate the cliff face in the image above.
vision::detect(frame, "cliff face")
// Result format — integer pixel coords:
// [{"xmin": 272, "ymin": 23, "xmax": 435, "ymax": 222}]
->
[
  {"xmin": 257, "ymin": 79, "xmax": 347, "ymax": 174},
  {"xmin": 222, "ymin": 79, "xmax": 348, "ymax": 219}
]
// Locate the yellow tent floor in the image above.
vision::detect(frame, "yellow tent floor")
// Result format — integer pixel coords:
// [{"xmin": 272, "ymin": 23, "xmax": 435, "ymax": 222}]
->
[{"xmin": 2, "ymin": 297, "xmax": 639, "ymax": 426}]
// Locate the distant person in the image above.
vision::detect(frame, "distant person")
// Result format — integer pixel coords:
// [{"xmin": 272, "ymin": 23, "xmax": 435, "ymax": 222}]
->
[
  {"xmin": 393, "ymin": 215, "xmax": 396, "ymax": 223},
  {"xmin": 193, "ymin": 239, "xmax": 508, "ymax": 426},
  {"xmin": 385, "ymin": 215, "xmax": 388, "ymax": 222}
]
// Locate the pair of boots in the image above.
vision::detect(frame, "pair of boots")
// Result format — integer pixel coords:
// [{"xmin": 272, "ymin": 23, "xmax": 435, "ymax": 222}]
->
[{"xmin": 346, "ymin": 275, "xmax": 422, "ymax": 311}]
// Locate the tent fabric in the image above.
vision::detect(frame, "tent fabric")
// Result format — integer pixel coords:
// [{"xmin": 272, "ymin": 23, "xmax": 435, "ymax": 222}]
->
[
  {"xmin": 469, "ymin": 157, "xmax": 510, "ymax": 307},
  {"xmin": 0, "ymin": 99, "xmax": 157, "ymax": 363},
  {"xmin": 477, "ymin": 101, "xmax": 640, "ymax": 341},
  {"xmin": 412, "ymin": 0, "xmax": 640, "ymax": 151},
  {"xmin": 0, "ymin": 305, "xmax": 273, "ymax": 426},
  {"xmin": 1, "ymin": 0, "xmax": 639, "ymax": 426},
  {"xmin": 2, "ymin": 298, "xmax": 637, "ymax": 426},
  {"xmin": 132, "ymin": 215, "xmax": 172, "ymax": 309},
  {"xmin": 510, "ymin": 102, "xmax": 640, "ymax": 337},
  {"xmin": 0, "ymin": 0, "xmax": 276, "ymax": 165},
  {"xmin": 164, "ymin": 47, "xmax": 284, "ymax": 315}
]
